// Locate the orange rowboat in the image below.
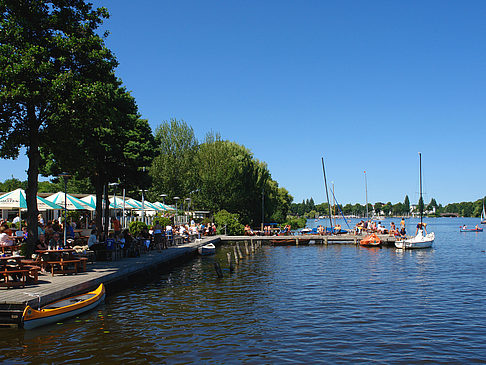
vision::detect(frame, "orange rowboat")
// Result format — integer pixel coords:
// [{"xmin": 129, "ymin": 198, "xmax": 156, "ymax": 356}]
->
[
  {"xmin": 22, "ymin": 284, "xmax": 105, "ymax": 329},
  {"xmin": 360, "ymin": 233, "xmax": 381, "ymax": 247}
]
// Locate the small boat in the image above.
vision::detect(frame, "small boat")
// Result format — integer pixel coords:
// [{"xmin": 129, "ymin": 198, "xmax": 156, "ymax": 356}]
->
[
  {"xmin": 198, "ymin": 243, "xmax": 216, "ymax": 255},
  {"xmin": 481, "ymin": 199, "xmax": 486, "ymax": 224},
  {"xmin": 460, "ymin": 227, "xmax": 483, "ymax": 232},
  {"xmin": 22, "ymin": 284, "xmax": 105, "ymax": 330},
  {"xmin": 360, "ymin": 233, "xmax": 381, "ymax": 247}
]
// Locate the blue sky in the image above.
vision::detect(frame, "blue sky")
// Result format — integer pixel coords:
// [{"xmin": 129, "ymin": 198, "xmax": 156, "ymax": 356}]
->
[{"xmin": 1, "ymin": 0, "xmax": 485, "ymax": 205}]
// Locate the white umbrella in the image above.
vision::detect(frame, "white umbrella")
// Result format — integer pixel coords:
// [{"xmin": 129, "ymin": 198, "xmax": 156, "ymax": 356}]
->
[
  {"xmin": 0, "ymin": 188, "xmax": 62, "ymax": 211},
  {"xmin": 46, "ymin": 191, "xmax": 95, "ymax": 211}
]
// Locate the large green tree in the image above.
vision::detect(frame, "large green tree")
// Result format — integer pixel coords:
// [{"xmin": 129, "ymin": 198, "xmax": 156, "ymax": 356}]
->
[
  {"xmin": 0, "ymin": 0, "xmax": 116, "ymax": 252},
  {"xmin": 150, "ymin": 119, "xmax": 198, "ymax": 203},
  {"xmin": 41, "ymin": 80, "xmax": 156, "ymax": 234}
]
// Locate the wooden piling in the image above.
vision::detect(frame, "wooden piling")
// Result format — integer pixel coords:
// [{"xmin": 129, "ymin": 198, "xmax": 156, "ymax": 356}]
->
[
  {"xmin": 227, "ymin": 252, "xmax": 234, "ymax": 272},
  {"xmin": 233, "ymin": 247, "xmax": 239, "ymax": 264},
  {"xmin": 237, "ymin": 244, "xmax": 243, "ymax": 259},
  {"xmin": 244, "ymin": 241, "xmax": 249, "ymax": 255},
  {"xmin": 214, "ymin": 261, "xmax": 224, "ymax": 278}
]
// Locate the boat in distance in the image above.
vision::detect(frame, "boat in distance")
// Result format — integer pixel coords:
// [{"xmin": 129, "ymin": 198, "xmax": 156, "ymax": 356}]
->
[
  {"xmin": 460, "ymin": 227, "xmax": 483, "ymax": 232},
  {"xmin": 198, "ymin": 243, "xmax": 216, "ymax": 255},
  {"xmin": 22, "ymin": 284, "xmax": 105, "ymax": 330}
]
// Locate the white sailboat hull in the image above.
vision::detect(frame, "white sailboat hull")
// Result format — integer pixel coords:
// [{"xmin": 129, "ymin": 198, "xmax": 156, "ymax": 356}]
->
[{"xmin": 395, "ymin": 230, "xmax": 434, "ymax": 249}]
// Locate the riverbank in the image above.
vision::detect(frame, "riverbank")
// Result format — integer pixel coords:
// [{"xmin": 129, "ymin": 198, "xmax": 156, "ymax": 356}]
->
[{"xmin": 0, "ymin": 236, "xmax": 221, "ymax": 328}]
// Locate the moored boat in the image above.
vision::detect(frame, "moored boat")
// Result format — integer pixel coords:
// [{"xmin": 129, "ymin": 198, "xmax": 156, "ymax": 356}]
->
[
  {"xmin": 395, "ymin": 153, "xmax": 434, "ymax": 249},
  {"xmin": 395, "ymin": 230, "xmax": 434, "ymax": 249},
  {"xmin": 22, "ymin": 284, "xmax": 105, "ymax": 330},
  {"xmin": 198, "ymin": 243, "xmax": 216, "ymax": 255},
  {"xmin": 360, "ymin": 233, "xmax": 381, "ymax": 247}
]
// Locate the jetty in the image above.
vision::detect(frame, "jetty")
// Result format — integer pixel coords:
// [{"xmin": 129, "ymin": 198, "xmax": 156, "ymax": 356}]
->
[{"xmin": 221, "ymin": 233, "xmax": 397, "ymax": 246}]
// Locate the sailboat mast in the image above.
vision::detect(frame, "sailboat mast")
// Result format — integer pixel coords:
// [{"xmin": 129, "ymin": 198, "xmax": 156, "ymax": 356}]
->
[
  {"xmin": 321, "ymin": 157, "xmax": 333, "ymax": 232},
  {"xmin": 419, "ymin": 152, "xmax": 423, "ymax": 225},
  {"xmin": 332, "ymin": 182, "xmax": 335, "ymax": 227},
  {"xmin": 364, "ymin": 171, "xmax": 369, "ymax": 221}
]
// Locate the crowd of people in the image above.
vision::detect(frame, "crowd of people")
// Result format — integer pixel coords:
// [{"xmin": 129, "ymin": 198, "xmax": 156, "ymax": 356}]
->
[
  {"xmin": 354, "ymin": 218, "xmax": 408, "ymax": 237},
  {"xmin": 0, "ymin": 213, "xmax": 218, "ymax": 259}
]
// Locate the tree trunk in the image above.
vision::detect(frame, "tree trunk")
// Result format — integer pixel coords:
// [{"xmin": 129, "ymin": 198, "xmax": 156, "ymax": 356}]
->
[
  {"xmin": 103, "ymin": 181, "xmax": 110, "ymax": 239},
  {"xmin": 93, "ymin": 173, "xmax": 103, "ymax": 238},
  {"xmin": 25, "ymin": 106, "xmax": 39, "ymax": 257}
]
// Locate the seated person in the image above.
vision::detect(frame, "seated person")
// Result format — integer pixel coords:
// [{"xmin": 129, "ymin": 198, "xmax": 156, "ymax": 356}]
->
[
  {"xmin": 48, "ymin": 232, "xmax": 63, "ymax": 249},
  {"xmin": 35, "ymin": 234, "xmax": 48, "ymax": 251},
  {"xmin": 399, "ymin": 227, "xmax": 406, "ymax": 237},
  {"xmin": 0, "ymin": 225, "xmax": 14, "ymax": 246},
  {"xmin": 87, "ymin": 229, "xmax": 99, "ymax": 249}
]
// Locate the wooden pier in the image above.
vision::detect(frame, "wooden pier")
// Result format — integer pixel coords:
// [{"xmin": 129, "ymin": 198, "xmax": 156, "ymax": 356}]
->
[
  {"xmin": 0, "ymin": 237, "xmax": 220, "ymax": 328},
  {"xmin": 220, "ymin": 233, "xmax": 397, "ymax": 246}
]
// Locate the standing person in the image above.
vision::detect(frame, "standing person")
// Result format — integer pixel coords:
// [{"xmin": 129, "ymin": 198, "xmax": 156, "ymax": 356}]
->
[
  {"xmin": 152, "ymin": 220, "xmax": 164, "ymax": 250},
  {"xmin": 38, "ymin": 213, "xmax": 44, "ymax": 226},
  {"xmin": 112, "ymin": 217, "xmax": 121, "ymax": 237},
  {"xmin": 12, "ymin": 214, "xmax": 21, "ymax": 227},
  {"xmin": 400, "ymin": 218, "xmax": 406, "ymax": 230}
]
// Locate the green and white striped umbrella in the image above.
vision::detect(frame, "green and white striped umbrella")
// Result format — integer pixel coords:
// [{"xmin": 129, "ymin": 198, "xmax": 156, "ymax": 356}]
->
[
  {"xmin": 110, "ymin": 196, "xmax": 139, "ymax": 210},
  {"xmin": 126, "ymin": 198, "xmax": 160, "ymax": 211},
  {"xmin": 0, "ymin": 188, "xmax": 62, "ymax": 211},
  {"xmin": 152, "ymin": 202, "xmax": 172, "ymax": 211},
  {"xmin": 46, "ymin": 191, "xmax": 95, "ymax": 211}
]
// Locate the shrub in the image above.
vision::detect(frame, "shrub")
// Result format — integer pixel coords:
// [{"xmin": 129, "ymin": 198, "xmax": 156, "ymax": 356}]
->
[
  {"xmin": 283, "ymin": 216, "xmax": 307, "ymax": 230},
  {"xmin": 213, "ymin": 210, "xmax": 244, "ymax": 235},
  {"xmin": 153, "ymin": 215, "xmax": 171, "ymax": 228},
  {"xmin": 129, "ymin": 221, "xmax": 148, "ymax": 236}
]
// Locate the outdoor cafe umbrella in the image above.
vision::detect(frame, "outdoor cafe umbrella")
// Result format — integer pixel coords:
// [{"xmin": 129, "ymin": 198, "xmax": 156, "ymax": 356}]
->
[
  {"xmin": 126, "ymin": 198, "xmax": 160, "ymax": 211},
  {"xmin": 109, "ymin": 196, "xmax": 139, "ymax": 210},
  {"xmin": 46, "ymin": 191, "xmax": 95, "ymax": 211},
  {"xmin": 152, "ymin": 202, "xmax": 170, "ymax": 211},
  {"xmin": 0, "ymin": 188, "xmax": 62, "ymax": 211}
]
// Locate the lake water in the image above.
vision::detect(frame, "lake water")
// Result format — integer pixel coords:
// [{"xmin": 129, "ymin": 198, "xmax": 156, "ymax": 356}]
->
[{"xmin": 1, "ymin": 217, "xmax": 485, "ymax": 364}]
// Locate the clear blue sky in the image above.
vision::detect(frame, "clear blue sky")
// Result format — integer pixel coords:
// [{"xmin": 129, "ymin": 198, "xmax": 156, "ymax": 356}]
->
[{"xmin": 1, "ymin": 0, "xmax": 485, "ymax": 206}]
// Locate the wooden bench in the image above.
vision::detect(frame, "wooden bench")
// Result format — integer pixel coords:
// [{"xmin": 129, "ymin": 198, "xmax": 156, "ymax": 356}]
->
[
  {"xmin": 21, "ymin": 265, "xmax": 40, "ymax": 283},
  {"xmin": 46, "ymin": 259, "xmax": 81, "ymax": 276},
  {"xmin": 0, "ymin": 269, "xmax": 29, "ymax": 288}
]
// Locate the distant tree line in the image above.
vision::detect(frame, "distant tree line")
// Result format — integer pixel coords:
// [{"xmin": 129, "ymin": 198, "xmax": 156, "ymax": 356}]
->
[{"xmin": 289, "ymin": 195, "xmax": 486, "ymax": 218}]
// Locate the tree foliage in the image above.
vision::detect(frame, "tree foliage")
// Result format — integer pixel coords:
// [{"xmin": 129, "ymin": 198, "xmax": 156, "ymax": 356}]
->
[{"xmin": 0, "ymin": 0, "xmax": 116, "ymax": 253}]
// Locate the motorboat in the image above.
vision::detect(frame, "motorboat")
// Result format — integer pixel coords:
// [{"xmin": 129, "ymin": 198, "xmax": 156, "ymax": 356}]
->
[{"xmin": 198, "ymin": 243, "xmax": 216, "ymax": 255}]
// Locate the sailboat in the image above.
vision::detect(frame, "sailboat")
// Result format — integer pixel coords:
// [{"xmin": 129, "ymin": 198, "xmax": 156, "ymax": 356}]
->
[
  {"xmin": 481, "ymin": 199, "xmax": 486, "ymax": 224},
  {"xmin": 395, "ymin": 153, "xmax": 435, "ymax": 249}
]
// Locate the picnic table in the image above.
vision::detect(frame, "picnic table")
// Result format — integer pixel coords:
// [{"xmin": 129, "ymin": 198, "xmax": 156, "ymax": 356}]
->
[
  {"xmin": 0, "ymin": 255, "xmax": 30, "ymax": 288},
  {"xmin": 0, "ymin": 244, "xmax": 20, "ymax": 254},
  {"xmin": 36, "ymin": 249, "xmax": 84, "ymax": 276}
]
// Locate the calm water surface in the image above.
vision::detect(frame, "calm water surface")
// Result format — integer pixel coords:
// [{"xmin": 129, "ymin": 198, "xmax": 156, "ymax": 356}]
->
[{"xmin": 1, "ymin": 218, "xmax": 485, "ymax": 364}]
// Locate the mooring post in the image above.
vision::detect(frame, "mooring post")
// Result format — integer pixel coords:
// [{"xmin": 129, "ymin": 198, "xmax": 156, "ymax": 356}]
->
[
  {"xmin": 251, "ymin": 240, "xmax": 255, "ymax": 253},
  {"xmin": 227, "ymin": 252, "xmax": 234, "ymax": 272},
  {"xmin": 214, "ymin": 261, "xmax": 224, "ymax": 278},
  {"xmin": 325, "ymin": 236, "xmax": 328, "ymax": 245},
  {"xmin": 295, "ymin": 238, "xmax": 299, "ymax": 246},
  {"xmin": 234, "ymin": 247, "xmax": 239, "ymax": 264},
  {"xmin": 237, "ymin": 244, "xmax": 243, "ymax": 259},
  {"xmin": 244, "ymin": 241, "xmax": 249, "ymax": 255}
]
